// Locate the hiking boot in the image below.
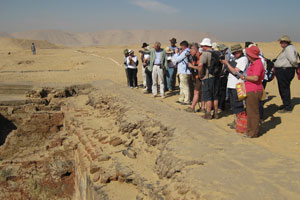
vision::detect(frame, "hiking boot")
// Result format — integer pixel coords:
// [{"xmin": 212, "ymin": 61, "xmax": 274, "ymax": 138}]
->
[
  {"xmin": 213, "ymin": 112, "xmax": 219, "ymax": 119},
  {"xmin": 202, "ymin": 112, "xmax": 212, "ymax": 120}
]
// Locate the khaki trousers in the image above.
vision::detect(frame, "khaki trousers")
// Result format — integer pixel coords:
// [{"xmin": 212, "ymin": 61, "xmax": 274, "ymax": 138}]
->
[
  {"xmin": 152, "ymin": 65, "xmax": 165, "ymax": 96},
  {"xmin": 179, "ymin": 74, "xmax": 191, "ymax": 103},
  {"xmin": 246, "ymin": 91, "xmax": 263, "ymax": 138}
]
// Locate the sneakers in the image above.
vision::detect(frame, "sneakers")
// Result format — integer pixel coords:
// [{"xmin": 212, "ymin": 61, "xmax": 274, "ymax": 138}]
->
[{"xmin": 202, "ymin": 112, "xmax": 212, "ymax": 120}]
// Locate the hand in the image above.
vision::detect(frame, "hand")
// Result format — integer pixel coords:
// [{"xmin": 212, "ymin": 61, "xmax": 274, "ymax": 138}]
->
[
  {"xmin": 220, "ymin": 59, "xmax": 228, "ymax": 65},
  {"xmin": 174, "ymin": 48, "xmax": 179, "ymax": 54}
]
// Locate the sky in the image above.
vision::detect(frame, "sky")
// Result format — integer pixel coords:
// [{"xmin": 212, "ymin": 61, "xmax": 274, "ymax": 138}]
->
[{"xmin": 0, "ymin": 0, "xmax": 300, "ymax": 42}]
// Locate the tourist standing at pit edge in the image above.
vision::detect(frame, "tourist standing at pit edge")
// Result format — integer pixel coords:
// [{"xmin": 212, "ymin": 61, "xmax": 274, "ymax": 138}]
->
[
  {"xmin": 240, "ymin": 46, "xmax": 265, "ymax": 138},
  {"xmin": 199, "ymin": 38, "xmax": 221, "ymax": 120},
  {"xmin": 126, "ymin": 50, "xmax": 139, "ymax": 89},
  {"xmin": 174, "ymin": 41, "xmax": 192, "ymax": 105},
  {"xmin": 274, "ymin": 35, "xmax": 299, "ymax": 113},
  {"xmin": 149, "ymin": 42, "xmax": 168, "ymax": 98}
]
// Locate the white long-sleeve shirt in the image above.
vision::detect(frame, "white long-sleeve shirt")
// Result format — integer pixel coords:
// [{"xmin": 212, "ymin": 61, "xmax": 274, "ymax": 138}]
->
[{"xmin": 126, "ymin": 56, "xmax": 138, "ymax": 69}]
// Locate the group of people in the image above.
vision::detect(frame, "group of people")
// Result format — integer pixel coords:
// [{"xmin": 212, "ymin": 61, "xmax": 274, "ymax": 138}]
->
[{"xmin": 123, "ymin": 35, "xmax": 299, "ymax": 138}]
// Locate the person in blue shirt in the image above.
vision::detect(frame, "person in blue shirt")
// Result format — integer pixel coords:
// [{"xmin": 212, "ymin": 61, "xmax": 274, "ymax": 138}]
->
[{"xmin": 174, "ymin": 40, "xmax": 191, "ymax": 104}]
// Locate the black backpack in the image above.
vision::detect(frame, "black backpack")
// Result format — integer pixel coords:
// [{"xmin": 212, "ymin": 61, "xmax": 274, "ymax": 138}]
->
[
  {"xmin": 208, "ymin": 51, "xmax": 223, "ymax": 77},
  {"xmin": 265, "ymin": 59, "xmax": 275, "ymax": 82}
]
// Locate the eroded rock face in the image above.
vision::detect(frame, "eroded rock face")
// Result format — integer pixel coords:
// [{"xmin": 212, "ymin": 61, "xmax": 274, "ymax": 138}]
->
[{"xmin": 0, "ymin": 99, "xmax": 75, "ymax": 200}]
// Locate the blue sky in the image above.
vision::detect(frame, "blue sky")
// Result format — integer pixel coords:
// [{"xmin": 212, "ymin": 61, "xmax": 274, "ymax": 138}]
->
[{"xmin": 0, "ymin": 0, "xmax": 299, "ymax": 41}]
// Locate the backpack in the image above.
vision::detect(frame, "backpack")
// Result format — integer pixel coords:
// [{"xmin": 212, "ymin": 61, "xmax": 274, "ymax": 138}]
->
[
  {"xmin": 208, "ymin": 51, "xmax": 223, "ymax": 77},
  {"xmin": 265, "ymin": 59, "xmax": 275, "ymax": 82}
]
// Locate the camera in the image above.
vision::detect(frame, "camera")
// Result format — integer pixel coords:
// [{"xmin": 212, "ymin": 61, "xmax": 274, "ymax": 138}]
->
[
  {"xmin": 185, "ymin": 51, "xmax": 194, "ymax": 63},
  {"xmin": 219, "ymin": 55, "xmax": 225, "ymax": 60}
]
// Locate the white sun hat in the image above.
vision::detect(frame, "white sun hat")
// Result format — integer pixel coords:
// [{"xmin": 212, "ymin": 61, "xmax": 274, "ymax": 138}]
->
[{"xmin": 200, "ymin": 38, "xmax": 212, "ymax": 47}]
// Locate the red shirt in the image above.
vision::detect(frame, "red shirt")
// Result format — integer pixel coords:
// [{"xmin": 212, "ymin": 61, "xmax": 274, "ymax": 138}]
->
[{"xmin": 245, "ymin": 59, "xmax": 265, "ymax": 93}]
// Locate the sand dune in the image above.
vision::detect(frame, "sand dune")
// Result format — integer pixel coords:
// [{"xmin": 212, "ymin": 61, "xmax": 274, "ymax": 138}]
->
[
  {"xmin": 0, "ymin": 37, "xmax": 58, "ymax": 51},
  {"xmin": 9, "ymin": 29, "xmax": 217, "ymax": 46}
]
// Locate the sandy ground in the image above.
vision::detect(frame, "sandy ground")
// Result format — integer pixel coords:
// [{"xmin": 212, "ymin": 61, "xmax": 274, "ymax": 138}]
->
[{"xmin": 0, "ymin": 40, "xmax": 300, "ymax": 199}]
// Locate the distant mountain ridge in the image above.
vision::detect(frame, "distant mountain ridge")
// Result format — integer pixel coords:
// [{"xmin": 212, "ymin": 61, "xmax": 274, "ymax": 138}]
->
[{"xmin": 8, "ymin": 30, "xmax": 217, "ymax": 47}]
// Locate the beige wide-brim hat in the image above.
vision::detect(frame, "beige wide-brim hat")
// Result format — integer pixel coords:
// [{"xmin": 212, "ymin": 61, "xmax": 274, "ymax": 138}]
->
[
  {"xmin": 278, "ymin": 35, "xmax": 291, "ymax": 43},
  {"xmin": 231, "ymin": 44, "xmax": 243, "ymax": 53},
  {"xmin": 165, "ymin": 47, "xmax": 173, "ymax": 54},
  {"xmin": 128, "ymin": 49, "xmax": 134, "ymax": 55}
]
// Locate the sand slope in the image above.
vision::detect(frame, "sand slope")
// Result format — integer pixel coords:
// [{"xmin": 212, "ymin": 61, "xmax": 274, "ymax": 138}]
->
[{"xmin": 10, "ymin": 29, "xmax": 217, "ymax": 46}]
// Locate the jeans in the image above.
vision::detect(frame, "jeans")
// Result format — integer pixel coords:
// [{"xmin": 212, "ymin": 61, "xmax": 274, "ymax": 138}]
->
[
  {"xmin": 275, "ymin": 67, "xmax": 295, "ymax": 110},
  {"xmin": 166, "ymin": 67, "xmax": 175, "ymax": 90},
  {"xmin": 152, "ymin": 65, "xmax": 165, "ymax": 96}
]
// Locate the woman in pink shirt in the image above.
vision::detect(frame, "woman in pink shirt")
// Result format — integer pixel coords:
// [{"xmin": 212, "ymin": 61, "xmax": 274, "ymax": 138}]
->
[{"xmin": 240, "ymin": 46, "xmax": 265, "ymax": 138}]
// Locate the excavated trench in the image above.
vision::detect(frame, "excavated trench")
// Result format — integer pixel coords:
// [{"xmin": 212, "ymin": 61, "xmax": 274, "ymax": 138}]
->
[{"xmin": 0, "ymin": 85, "xmax": 178, "ymax": 200}]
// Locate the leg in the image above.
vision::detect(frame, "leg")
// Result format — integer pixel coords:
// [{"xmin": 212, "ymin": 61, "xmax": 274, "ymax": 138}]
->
[
  {"xmin": 145, "ymin": 69, "xmax": 152, "ymax": 93},
  {"xmin": 246, "ymin": 91, "xmax": 262, "ymax": 137},
  {"xmin": 191, "ymin": 90, "xmax": 199, "ymax": 110},
  {"xmin": 133, "ymin": 69, "xmax": 138, "ymax": 87},
  {"xmin": 142, "ymin": 67, "xmax": 147, "ymax": 88},
  {"xmin": 127, "ymin": 68, "xmax": 134, "ymax": 87},
  {"xmin": 158, "ymin": 68, "xmax": 165, "ymax": 97},
  {"xmin": 125, "ymin": 68, "xmax": 130, "ymax": 87},
  {"xmin": 276, "ymin": 68, "xmax": 295, "ymax": 110},
  {"xmin": 182, "ymin": 75, "xmax": 191, "ymax": 103},
  {"xmin": 167, "ymin": 68, "xmax": 175, "ymax": 90},
  {"xmin": 152, "ymin": 66, "xmax": 158, "ymax": 96},
  {"xmin": 178, "ymin": 74, "xmax": 185, "ymax": 102}
]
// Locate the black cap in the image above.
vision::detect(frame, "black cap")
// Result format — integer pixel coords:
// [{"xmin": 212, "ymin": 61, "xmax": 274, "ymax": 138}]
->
[
  {"xmin": 170, "ymin": 38, "xmax": 177, "ymax": 44},
  {"xmin": 141, "ymin": 42, "xmax": 149, "ymax": 48}
]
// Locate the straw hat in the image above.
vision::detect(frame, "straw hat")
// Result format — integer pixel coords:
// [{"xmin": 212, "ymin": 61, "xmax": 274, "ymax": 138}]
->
[
  {"xmin": 200, "ymin": 38, "xmax": 212, "ymax": 47},
  {"xmin": 165, "ymin": 47, "xmax": 173, "ymax": 54},
  {"xmin": 230, "ymin": 44, "xmax": 243, "ymax": 53},
  {"xmin": 128, "ymin": 49, "xmax": 134, "ymax": 55},
  {"xmin": 278, "ymin": 35, "xmax": 291, "ymax": 43},
  {"xmin": 245, "ymin": 46, "xmax": 260, "ymax": 59},
  {"xmin": 219, "ymin": 44, "xmax": 228, "ymax": 51}
]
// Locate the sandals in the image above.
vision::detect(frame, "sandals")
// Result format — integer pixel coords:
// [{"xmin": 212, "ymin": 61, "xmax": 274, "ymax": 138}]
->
[{"xmin": 185, "ymin": 107, "xmax": 195, "ymax": 113}]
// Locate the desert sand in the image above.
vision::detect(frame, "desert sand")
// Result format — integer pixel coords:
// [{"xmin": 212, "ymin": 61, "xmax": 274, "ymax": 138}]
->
[{"xmin": 0, "ymin": 37, "xmax": 300, "ymax": 199}]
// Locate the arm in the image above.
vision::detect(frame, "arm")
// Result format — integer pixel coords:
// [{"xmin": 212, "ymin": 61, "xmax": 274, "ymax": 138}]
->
[
  {"xmin": 240, "ymin": 74, "xmax": 259, "ymax": 82},
  {"xmin": 221, "ymin": 60, "xmax": 238, "ymax": 75},
  {"xmin": 174, "ymin": 51, "xmax": 187, "ymax": 64}
]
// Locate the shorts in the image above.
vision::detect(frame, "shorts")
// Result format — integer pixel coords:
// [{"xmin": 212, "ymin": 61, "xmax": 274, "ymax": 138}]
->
[
  {"xmin": 228, "ymin": 88, "xmax": 245, "ymax": 114},
  {"xmin": 202, "ymin": 77, "xmax": 219, "ymax": 101}
]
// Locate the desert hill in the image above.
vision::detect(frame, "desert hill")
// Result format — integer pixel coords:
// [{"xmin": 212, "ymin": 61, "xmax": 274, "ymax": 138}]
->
[
  {"xmin": 0, "ymin": 37, "xmax": 58, "ymax": 51},
  {"xmin": 9, "ymin": 30, "xmax": 217, "ymax": 46}
]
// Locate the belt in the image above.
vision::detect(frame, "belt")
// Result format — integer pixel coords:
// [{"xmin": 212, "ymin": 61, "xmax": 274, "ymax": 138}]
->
[{"xmin": 154, "ymin": 64, "xmax": 161, "ymax": 66}]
